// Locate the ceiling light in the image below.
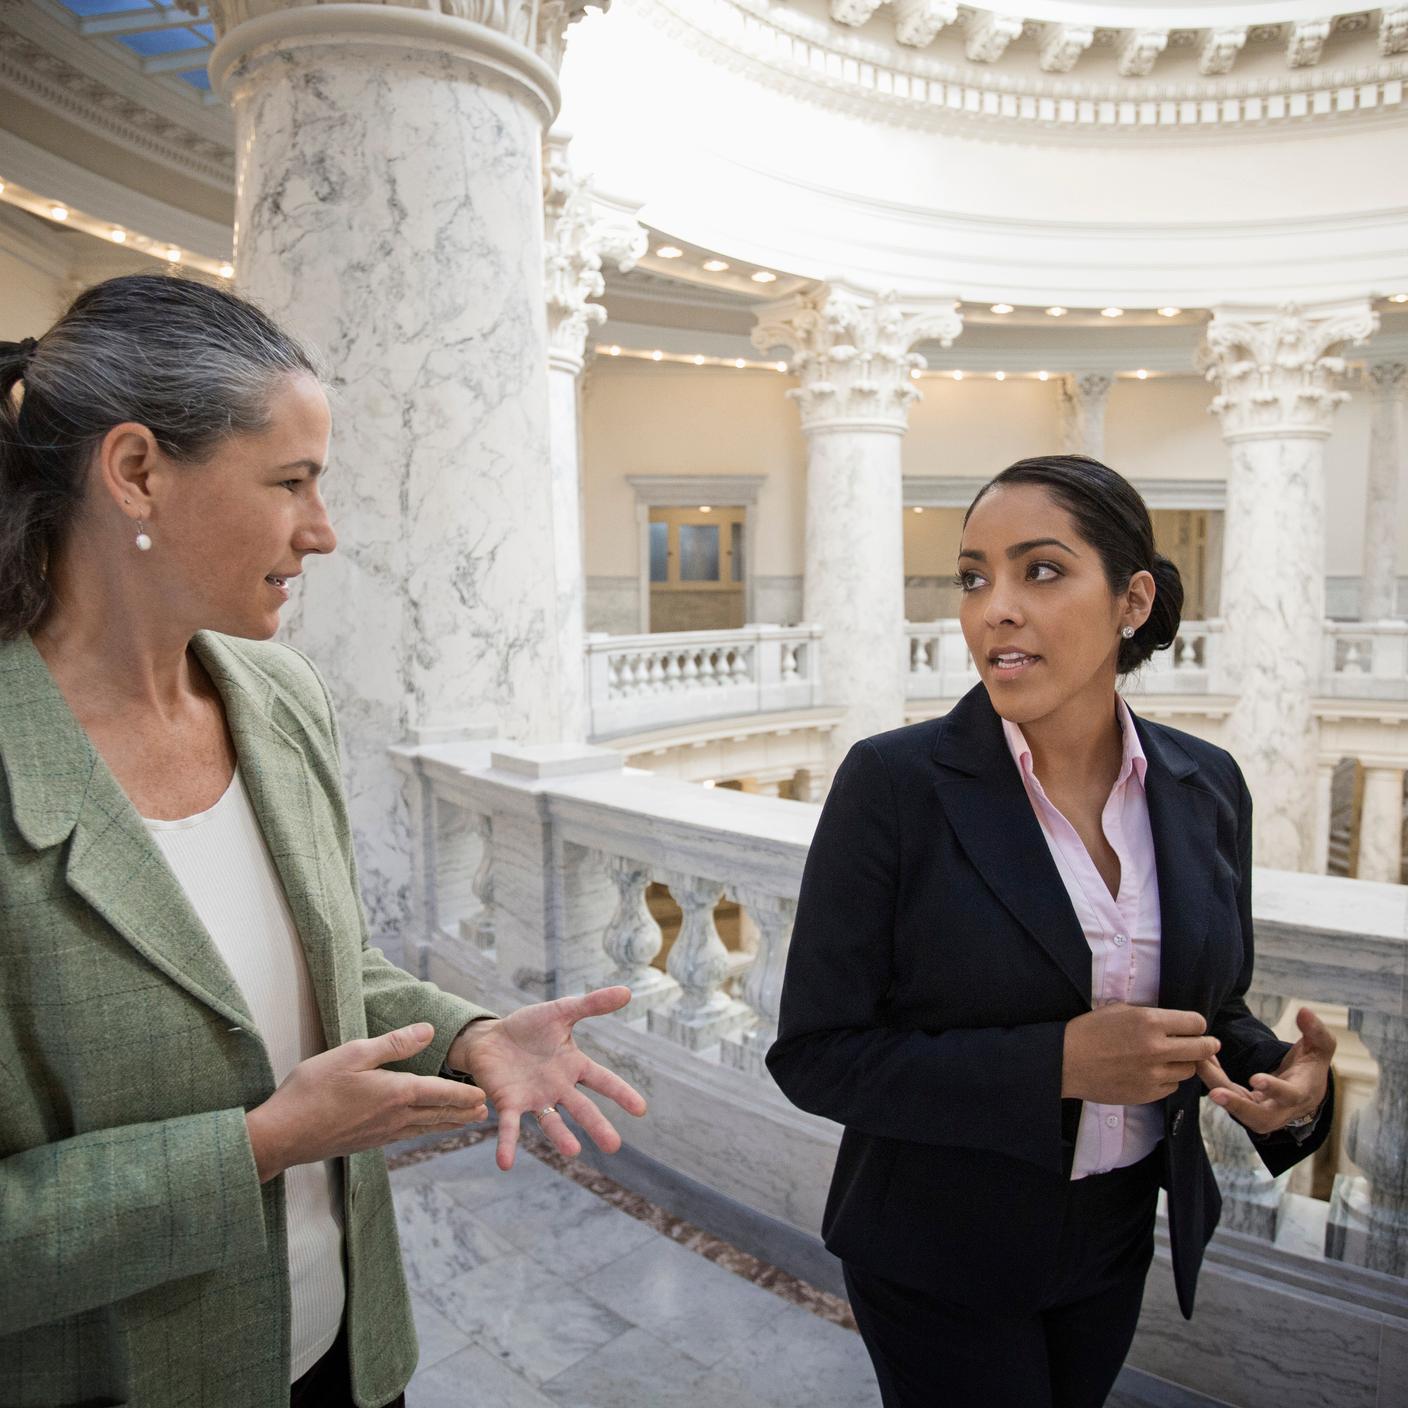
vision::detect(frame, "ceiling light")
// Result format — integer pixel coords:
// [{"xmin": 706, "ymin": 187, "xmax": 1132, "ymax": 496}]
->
[
  {"xmin": 699, "ymin": 505, "xmax": 713, "ymax": 513},
  {"xmin": 751, "ymin": 271, "xmax": 777, "ymax": 284},
  {"xmin": 1389, "ymin": 293, "xmax": 1408, "ymax": 304},
  {"xmin": 735, "ymin": 358, "xmax": 746, "ymax": 367},
  {"xmin": 702, "ymin": 779, "xmax": 716, "ymax": 788},
  {"xmin": 50, "ymin": 205, "xmax": 69, "ymax": 221},
  {"xmin": 1045, "ymin": 306, "xmax": 1067, "ymax": 317},
  {"xmin": 608, "ymin": 345, "xmax": 621, "ymax": 356},
  {"xmin": 910, "ymin": 368, "xmax": 921, "ymax": 379},
  {"xmin": 693, "ymin": 354, "xmax": 705, "ymax": 365},
  {"xmin": 651, "ymin": 349, "xmax": 663, "ymax": 361},
  {"xmin": 1037, "ymin": 370, "xmax": 1049, "ymax": 381},
  {"xmin": 952, "ymin": 370, "xmax": 964, "ymax": 381},
  {"xmin": 165, "ymin": 246, "xmax": 182, "ymax": 263},
  {"xmin": 991, "ymin": 303, "xmax": 1014, "ymax": 315},
  {"xmin": 219, "ymin": 262, "xmax": 234, "ymax": 279},
  {"xmin": 656, "ymin": 245, "xmax": 683, "ymax": 259},
  {"xmin": 1101, "ymin": 307, "xmax": 1124, "ymax": 318},
  {"xmin": 775, "ymin": 361, "xmax": 787, "ymax": 372},
  {"xmin": 703, "ymin": 259, "xmax": 730, "ymax": 273},
  {"xmin": 110, "ymin": 228, "xmax": 127, "ymax": 244},
  {"xmin": 1157, "ymin": 306, "xmax": 1182, "ymax": 317},
  {"xmin": 912, "ymin": 506, "xmax": 924, "ymax": 514},
  {"xmin": 1135, "ymin": 369, "xmax": 1149, "ymax": 380},
  {"xmin": 995, "ymin": 371, "xmax": 1006, "ymax": 381}
]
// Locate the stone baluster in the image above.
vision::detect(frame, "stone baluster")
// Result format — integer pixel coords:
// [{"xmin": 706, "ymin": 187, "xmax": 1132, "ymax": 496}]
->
[
  {"xmin": 599, "ymin": 853, "xmax": 676, "ymax": 1013},
  {"xmin": 721, "ymin": 892, "xmax": 798, "ymax": 1076},
  {"xmin": 754, "ymin": 283, "xmax": 962, "ymax": 770},
  {"xmin": 1327, "ymin": 1010, "xmax": 1408, "ymax": 1277},
  {"xmin": 1198, "ymin": 301, "xmax": 1378, "ymax": 868},
  {"xmin": 1199, "ymin": 992, "xmax": 1292, "ymax": 1238},
  {"xmin": 460, "ymin": 812, "xmax": 497, "ymax": 954},
  {"xmin": 649, "ymin": 873, "xmax": 752, "ymax": 1050}
]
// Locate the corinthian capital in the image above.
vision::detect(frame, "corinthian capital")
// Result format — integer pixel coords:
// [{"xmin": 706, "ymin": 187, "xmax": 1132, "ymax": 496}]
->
[
  {"xmin": 1368, "ymin": 362, "xmax": 1408, "ymax": 399},
  {"xmin": 544, "ymin": 132, "xmax": 646, "ymax": 371},
  {"xmin": 1198, "ymin": 302, "xmax": 1378, "ymax": 441},
  {"xmin": 752, "ymin": 284, "xmax": 962, "ymax": 433}
]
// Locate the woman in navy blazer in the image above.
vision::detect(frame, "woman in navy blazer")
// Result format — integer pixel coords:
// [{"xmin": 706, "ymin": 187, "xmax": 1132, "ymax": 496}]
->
[{"xmin": 768, "ymin": 456, "xmax": 1335, "ymax": 1408}]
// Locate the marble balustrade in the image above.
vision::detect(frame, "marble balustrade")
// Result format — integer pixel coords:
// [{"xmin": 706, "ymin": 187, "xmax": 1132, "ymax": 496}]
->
[
  {"xmin": 585, "ymin": 625, "xmax": 824, "ymax": 738},
  {"xmin": 392, "ymin": 735, "xmax": 1408, "ymax": 1283}
]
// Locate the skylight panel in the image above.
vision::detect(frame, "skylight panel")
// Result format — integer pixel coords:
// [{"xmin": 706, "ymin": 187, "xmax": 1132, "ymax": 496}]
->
[{"xmin": 117, "ymin": 26, "xmax": 209, "ymax": 57}]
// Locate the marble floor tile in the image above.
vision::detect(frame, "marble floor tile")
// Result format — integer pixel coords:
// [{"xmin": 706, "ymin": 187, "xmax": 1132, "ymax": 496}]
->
[
  {"xmin": 578, "ymin": 1234, "xmax": 795, "ymax": 1370},
  {"xmin": 408, "ymin": 1343, "xmax": 557, "ymax": 1408},
  {"xmin": 487, "ymin": 1172, "xmax": 661, "ymax": 1281},
  {"xmin": 390, "ymin": 1136, "xmax": 555, "ymax": 1216},
  {"xmin": 539, "ymin": 1326, "xmax": 772, "ymax": 1408},
  {"xmin": 393, "ymin": 1180, "xmax": 517, "ymax": 1295},
  {"xmin": 709, "ymin": 1303, "xmax": 882, "ymax": 1408},
  {"xmin": 419, "ymin": 1251, "xmax": 633, "ymax": 1386},
  {"xmin": 408, "ymin": 1294, "xmax": 472, "ymax": 1373}
]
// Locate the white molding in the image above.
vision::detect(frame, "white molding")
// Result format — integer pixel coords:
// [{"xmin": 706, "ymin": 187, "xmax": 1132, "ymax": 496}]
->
[
  {"xmin": 0, "ymin": 130, "xmax": 232, "ymax": 260},
  {"xmin": 0, "ymin": 204, "xmax": 72, "ymax": 282},
  {"xmin": 626, "ymin": 474, "xmax": 766, "ymax": 506},
  {"xmin": 901, "ymin": 474, "xmax": 1227, "ymax": 510}
]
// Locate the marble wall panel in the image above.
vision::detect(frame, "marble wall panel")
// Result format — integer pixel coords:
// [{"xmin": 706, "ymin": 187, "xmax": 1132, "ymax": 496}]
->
[{"xmin": 585, "ymin": 577, "xmax": 641, "ymax": 635}]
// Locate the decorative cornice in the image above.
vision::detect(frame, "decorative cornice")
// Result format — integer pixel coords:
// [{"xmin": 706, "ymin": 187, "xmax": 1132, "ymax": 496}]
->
[
  {"xmin": 1198, "ymin": 301, "xmax": 1379, "ymax": 441},
  {"xmin": 626, "ymin": 473, "xmax": 766, "ymax": 506},
  {"xmin": 1117, "ymin": 27, "xmax": 1168, "ymax": 78},
  {"xmin": 0, "ymin": 23, "xmax": 234, "ymax": 190},
  {"xmin": 752, "ymin": 284, "xmax": 963, "ymax": 432},
  {"xmin": 544, "ymin": 132, "xmax": 647, "ymax": 371},
  {"xmin": 894, "ymin": 1, "xmax": 958, "ymax": 49},
  {"xmin": 1039, "ymin": 22, "xmax": 1094, "ymax": 74},
  {"xmin": 1199, "ymin": 26, "xmax": 1248, "ymax": 76}
]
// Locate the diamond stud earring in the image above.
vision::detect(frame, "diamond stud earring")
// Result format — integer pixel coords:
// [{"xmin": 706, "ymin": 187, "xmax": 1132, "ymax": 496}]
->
[
  {"xmin": 1121, "ymin": 626, "xmax": 1135, "ymax": 639},
  {"xmin": 135, "ymin": 522, "xmax": 152, "ymax": 552}
]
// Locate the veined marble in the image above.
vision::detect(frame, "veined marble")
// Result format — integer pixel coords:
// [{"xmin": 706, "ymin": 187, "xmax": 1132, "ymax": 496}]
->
[
  {"xmin": 221, "ymin": 28, "xmax": 569, "ymax": 948},
  {"xmin": 1363, "ymin": 363, "xmax": 1406, "ymax": 624},
  {"xmin": 1058, "ymin": 372, "xmax": 1112, "ymax": 461}
]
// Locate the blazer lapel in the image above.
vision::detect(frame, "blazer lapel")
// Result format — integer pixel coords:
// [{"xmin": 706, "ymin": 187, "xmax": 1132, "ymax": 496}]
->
[
  {"xmin": 193, "ymin": 633, "xmax": 349, "ymax": 1049},
  {"xmin": 0, "ymin": 633, "xmax": 254, "ymax": 1030},
  {"xmin": 932, "ymin": 685, "xmax": 1094, "ymax": 1008},
  {"xmin": 1131, "ymin": 712, "xmax": 1216, "ymax": 1014}
]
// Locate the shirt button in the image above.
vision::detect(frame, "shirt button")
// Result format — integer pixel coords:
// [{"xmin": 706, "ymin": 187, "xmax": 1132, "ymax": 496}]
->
[
  {"xmin": 1105, "ymin": 1114, "xmax": 1121, "ymax": 1128},
  {"xmin": 1113, "ymin": 934, "xmax": 1128, "ymax": 947}
]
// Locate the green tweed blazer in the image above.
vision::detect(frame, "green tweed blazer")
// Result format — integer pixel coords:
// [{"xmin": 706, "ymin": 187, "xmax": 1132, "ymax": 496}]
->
[{"xmin": 0, "ymin": 630, "xmax": 493, "ymax": 1408}]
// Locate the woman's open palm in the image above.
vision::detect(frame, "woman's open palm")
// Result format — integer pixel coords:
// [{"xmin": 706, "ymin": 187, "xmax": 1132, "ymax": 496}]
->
[{"xmin": 452, "ymin": 986, "xmax": 648, "ymax": 1170}]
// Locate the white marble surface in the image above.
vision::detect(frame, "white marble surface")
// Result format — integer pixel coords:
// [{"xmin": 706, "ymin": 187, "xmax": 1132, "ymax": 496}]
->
[
  {"xmin": 805, "ymin": 426, "xmax": 907, "ymax": 767},
  {"xmin": 1364, "ymin": 363, "xmax": 1406, "ymax": 624},
  {"xmin": 1357, "ymin": 765, "xmax": 1407, "ymax": 886},
  {"xmin": 1219, "ymin": 435, "xmax": 1327, "ymax": 870},
  {"xmin": 225, "ymin": 35, "xmax": 569, "ymax": 944},
  {"xmin": 1059, "ymin": 371, "xmax": 1112, "ymax": 459}
]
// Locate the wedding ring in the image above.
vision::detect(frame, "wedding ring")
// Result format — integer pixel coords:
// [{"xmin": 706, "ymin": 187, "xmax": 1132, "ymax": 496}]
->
[{"xmin": 536, "ymin": 1105, "xmax": 557, "ymax": 1122}]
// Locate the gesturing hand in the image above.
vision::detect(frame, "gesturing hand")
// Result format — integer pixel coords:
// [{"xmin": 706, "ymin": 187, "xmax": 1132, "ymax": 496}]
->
[
  {"xmin": 447, "ymin": 986, "xmax": 648, "ymax": 1171},
  {"xmin": 1062, "ymin": 1003, "xmax": 1221, "ymax": 1105},
  {"xmin": 1198, "ymin": 1005, "xmax": 1335, "ymax": 1136}
]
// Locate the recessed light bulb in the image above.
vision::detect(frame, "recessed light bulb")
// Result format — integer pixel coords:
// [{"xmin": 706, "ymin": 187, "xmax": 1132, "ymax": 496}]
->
[
  {"xmin": 1101, "ymin": 307, "xmax": 1124, "ymax": 318},
  {"xmin": 699, "ymin": 505, "xmax": 712, "ymax": 513},
  {"xmin": 912, "ymin": 506, "xmax": 924, "ymax": 514},
  {"xmin": 751, "ymin": 271, "xmax": 777, "ymax": 284},
  {"xmin": 110, "ymin": 228, "xmax": 127, "ymax": 244},
  {"xmin": 1037, "ymin": 370, "xmax": 1049, "ymax": 381},
  {"xmin": 735, "ymin": 358, "xmax": 746, "ymax": 367},
  {"xmin": 50, "ymin": 205, "xmax": 69, "ymax": 221},
  {"xmin": 219, "ymin": 262, "xmax": 233, "ymax": 279},
  {"xmin": 608, "ymin": 345, "xmax": 621, "ymax": 356},
  {"xmin": 1045, "ymin": 306, "xmax": 1067, "ymax": 317},
  {"xmin": 990, "ymin": 304, "xmax": 1014, "ymax": 315},
  {"xmin": 651, "ymin": 349, "xmax": 663, "ymax": 361},
  {"xmin": 995, "ymin": 371, "xmax": 1006, "ymax": 381},
  {"xmin": 703, "ymin": 259, "xmax": 730, "ymax": 273},
  {"xmin": 910, "ymin": 368, "xmax": 921, "ymax": 379},
  {"xmin": 693, "ymin": 354, "xmax": 705, "ymax": 365},
  {"xmin": 1157, "ymin": 306, "xmax": 1182, "ymax": 317},
  {"xmin": 952, "ymin": 370, "xmax": 964, "ymax": 381},
  {"xmin": 1135, "ymin": 369, "xmax": 1149, "ymax": 380},
  {"xmin": 775, "ymin": 361, "xmax": 787, "ymax": 372},
  {"xmin": 1389, "ymin": 293, "xmax": 1408, "ymax": 304},
  {"xmin": 656, "ymin": 245, "xmax": 683, "ymax": 259}
]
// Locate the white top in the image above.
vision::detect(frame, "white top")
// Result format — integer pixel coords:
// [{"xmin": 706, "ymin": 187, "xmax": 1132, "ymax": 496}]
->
[{"xmin": 144, "ymin": 770, "xmax": 345, "ymax": 1382}]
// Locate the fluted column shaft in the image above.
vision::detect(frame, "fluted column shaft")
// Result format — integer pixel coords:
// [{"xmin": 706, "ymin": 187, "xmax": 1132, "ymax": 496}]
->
[
  {"xmin": 209, "ymin": 0, "xmax": 600, "ymax": 951},
  {"xmin": 1363, "ymin": 362, "xmax": 1406, "ymax": 622},
  {"xmin": 1199, "ymin": 302, "xmax": 1377, "ymax": 869},
  {"xmin": 754, "ymin": 285, "xmax": 962, "ymax": 769}
]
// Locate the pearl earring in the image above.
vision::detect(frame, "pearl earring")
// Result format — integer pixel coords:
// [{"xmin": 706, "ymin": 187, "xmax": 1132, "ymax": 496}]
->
[
  {"xmin": 135, "ymin": 522, "xmax": 152, "ymax": 552},
  {"xmin": 1121, "ymin": 626, "xmax": 1135, "ymax": 639}
]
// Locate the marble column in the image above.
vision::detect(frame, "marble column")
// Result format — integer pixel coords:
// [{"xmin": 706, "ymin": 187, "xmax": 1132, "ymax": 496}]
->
[
  {"xmin": 1362, "ymin": 362, "xmax": 1406, "ymax": 621},
  {"xmin": 753, "ymin": 284, "xmax": 963, "ymax": 767},
  {"xmin": 1058, "ymin": 372, "xmax": 1113, "ymax": 459},
  {"xmin": 1357, "ymin": 764, "xmax": 1406, "ymax": 884},
  {"xmin": 1198, "ymin": 302, "xmax": 1377, "ymax": 869},
  {"xmin": 207, "ymin": 0, "xmax": 604, "ymax": 954},
  {"xmin": 543, "ymin": 130, "xmax": 645, "ymax": 742}
]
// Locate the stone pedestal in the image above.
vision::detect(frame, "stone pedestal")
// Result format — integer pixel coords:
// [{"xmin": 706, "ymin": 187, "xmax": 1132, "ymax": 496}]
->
[
  {"xmin": 753, "ymin": 284, "xmax": 962, "ymax": 767},
  {"xmin": 208, "ymin": 0, "xmax": 600, "ymax": 948},
  {"xmin": 1058, "ymin": 372, "xmax": 1112, "ymax": 459},
  {"xmin": 1198, "ymin": 302, "xmax": 1377, "ymax": 869},
  {"xmin": 1362, "ymin": 363, "xmax": 1406, "ymax": 622}
]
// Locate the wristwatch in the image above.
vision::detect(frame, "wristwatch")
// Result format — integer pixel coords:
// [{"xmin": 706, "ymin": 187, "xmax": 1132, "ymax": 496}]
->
[{"xmin": 1283, "ymin": 1111, "xmax": 1317, "ymax": 1129}]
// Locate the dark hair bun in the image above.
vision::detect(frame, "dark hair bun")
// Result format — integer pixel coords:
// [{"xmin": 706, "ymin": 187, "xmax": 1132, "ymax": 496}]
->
[{"xmin": 1120, "ymin": 553, "xmax": 1184, "ymax": 672}]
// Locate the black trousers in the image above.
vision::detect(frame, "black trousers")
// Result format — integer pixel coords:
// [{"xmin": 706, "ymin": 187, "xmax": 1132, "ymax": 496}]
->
[
  {"xmin": 843, "ymin": 1149, "xmax": 1161, "ymax": 1408},
  {"xmin": 289, "ymin": 1320, "xmax": 405, "ymax": 1408}
]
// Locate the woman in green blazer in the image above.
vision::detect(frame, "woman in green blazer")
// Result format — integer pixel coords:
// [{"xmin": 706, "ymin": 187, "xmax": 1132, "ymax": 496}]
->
[{"xmin": 0, "ymin": 275, "xmax": 646, "ymax": 1408}]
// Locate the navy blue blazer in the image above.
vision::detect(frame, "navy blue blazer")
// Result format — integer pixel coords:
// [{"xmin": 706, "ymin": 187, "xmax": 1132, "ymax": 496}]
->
[{"xmin": 767, "ymin": 683, "xmax": 1332, "ymax": 1319}]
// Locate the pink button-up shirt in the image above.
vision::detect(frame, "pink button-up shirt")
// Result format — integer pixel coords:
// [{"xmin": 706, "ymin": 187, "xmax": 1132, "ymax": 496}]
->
[{"xmin": 1002, "ymin": 698, "xmax": 1164, "ymax": 1181}]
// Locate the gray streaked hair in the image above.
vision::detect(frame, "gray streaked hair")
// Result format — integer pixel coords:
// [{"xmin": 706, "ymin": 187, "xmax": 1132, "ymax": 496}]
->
[{"xmin": 0, "ymin": 272, "xmax": 319, "ymax": 639}]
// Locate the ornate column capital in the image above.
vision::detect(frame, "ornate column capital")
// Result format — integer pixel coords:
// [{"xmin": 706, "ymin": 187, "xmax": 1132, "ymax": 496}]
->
[
  {"xmin": 751, "ymin": 283, "xmax": 962, "ymax": 434},
  {"xmin": 202, "ymin": 0, "xmax": 605, "ymax": 120},
  {"xmin": 543, "ymin": 132, "xmax": 646, "ymax": 374},
  {"xmin": 1368, "ymin": 361, "xmax": 1408, "ymax": 400},
  {"xmin": 1197, "ymin": 301, "xmax": 1378, "ymax": 442},
  {"xmin": 1058, "ymin": 371, "xmax": 1112, "ymax": 458}
]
